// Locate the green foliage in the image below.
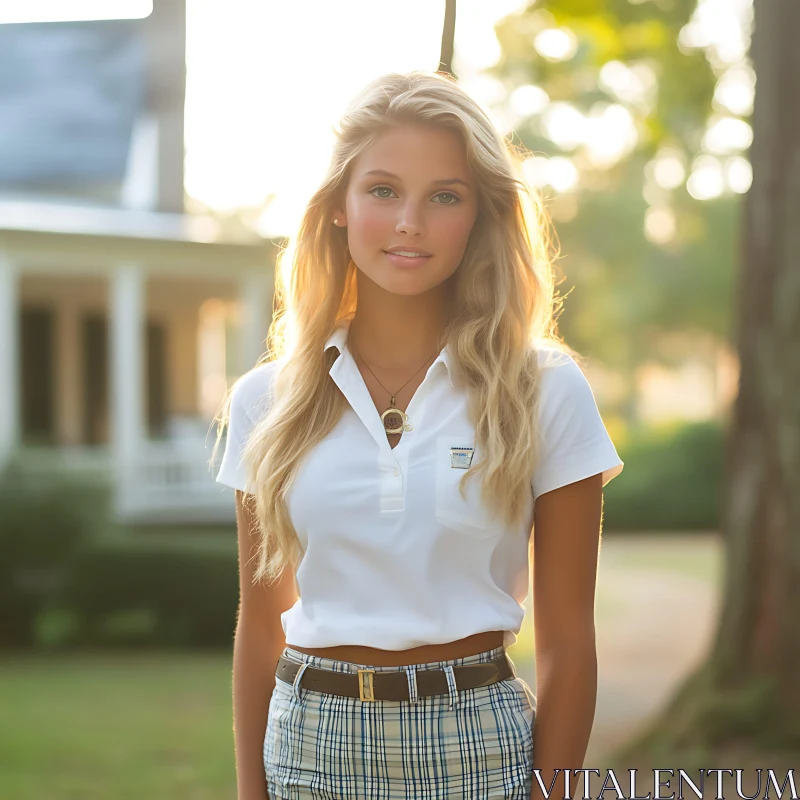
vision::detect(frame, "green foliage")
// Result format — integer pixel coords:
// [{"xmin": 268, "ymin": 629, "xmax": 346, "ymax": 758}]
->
[
  {"xmin": 557, "ymin": 182, "xmax": 740, "ymax": 360},
  {"xmin": 0, "ymin": 462, "xmax": 109, "ymax": 646},
  {"xmin": 604, "ymin": 419, "xmax": 724, "ymax": 531},
  {"xmin": 64, "ymin": 534, "xmax": 239, "ymax": 649},
  {"xmin": 488, "ymin": 0, "xmax": 742, "ymax": 392},
  {"xmin": 0, "ymin": 457, "xmax": 240, "ymax": 651},
  {"xmin": 493, "ymin": 0, "xmax": 716, "ymax": 156}
]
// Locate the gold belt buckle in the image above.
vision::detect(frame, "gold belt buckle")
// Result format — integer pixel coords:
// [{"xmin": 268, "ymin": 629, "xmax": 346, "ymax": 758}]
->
[{"xmin": 357, "ymin": 668, "xmax": 376, "ymax": 701}]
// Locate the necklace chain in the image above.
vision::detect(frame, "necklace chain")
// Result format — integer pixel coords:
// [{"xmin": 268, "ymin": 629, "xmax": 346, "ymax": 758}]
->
[{"xmin": 349, "ymin": 338, "xmax": 441, "ymax": 435}]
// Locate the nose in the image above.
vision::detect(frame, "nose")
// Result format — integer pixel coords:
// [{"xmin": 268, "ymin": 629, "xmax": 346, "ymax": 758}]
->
[{"xmin": 395, "ymin": 202, "xmax": 426, "ymax": 237}]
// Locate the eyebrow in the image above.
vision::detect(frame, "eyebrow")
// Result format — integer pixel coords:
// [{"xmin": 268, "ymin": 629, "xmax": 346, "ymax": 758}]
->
[{"xmin": 362, "ymin": 169, "xmax": 471, "ymax": 190}]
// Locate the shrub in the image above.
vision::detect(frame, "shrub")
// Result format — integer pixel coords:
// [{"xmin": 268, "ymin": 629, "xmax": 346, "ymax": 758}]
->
[
  {"xmin": 64, "ymin": 534, "xmax": 239, "ymax": 649},
  {"xmin": 0, "ymin": 461, "xmax": 109, "ymax": 646},
  {"xmin": 603, "ymin": 419, "xmax": 725, "ymax": 532}
]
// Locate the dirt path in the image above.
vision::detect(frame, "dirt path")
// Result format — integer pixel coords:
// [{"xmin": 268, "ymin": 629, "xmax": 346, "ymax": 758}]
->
[{"xmin": 514, "ymin": 532, "xmax": 723, "ymax": 766}]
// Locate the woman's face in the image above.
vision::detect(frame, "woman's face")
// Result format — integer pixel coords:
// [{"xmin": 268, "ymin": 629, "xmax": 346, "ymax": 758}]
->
[{"xmin": 336, "ymin": 124, "xmax": 479, "ymax": 297}]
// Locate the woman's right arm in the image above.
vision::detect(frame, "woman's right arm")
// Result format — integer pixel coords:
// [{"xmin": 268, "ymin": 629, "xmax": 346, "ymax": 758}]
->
[{"xmin": 232, "ymin": 489, "xmax": 299, "ymax": 800}]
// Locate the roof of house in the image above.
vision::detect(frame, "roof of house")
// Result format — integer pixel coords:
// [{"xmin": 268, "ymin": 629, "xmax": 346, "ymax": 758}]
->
[{"xmin": 0, "ymin": 197, "xmax": 279, "ymax": 273}]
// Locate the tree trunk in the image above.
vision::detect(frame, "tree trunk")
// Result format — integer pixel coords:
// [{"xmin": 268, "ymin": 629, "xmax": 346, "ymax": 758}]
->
[
  {"xmin": 614, "ymin": 0, "xmax": 800, "ymax": 765},
  {"xmin": 713, "ymin": 0, "xmax": 800, "ymax": 714}
]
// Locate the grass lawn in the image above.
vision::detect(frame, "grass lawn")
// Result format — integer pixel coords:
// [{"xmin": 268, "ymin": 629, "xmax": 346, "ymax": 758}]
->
[
  {"xmin": 0, "ymin": 532, "xmax": 720, "ymax": 799},
  {"xmin": 1, "ymin": 643, "xmax": 537, "ymax": 800},
  {"xmin": 0, "ymin": 651, "xmax": 236, "ymax": 800}
]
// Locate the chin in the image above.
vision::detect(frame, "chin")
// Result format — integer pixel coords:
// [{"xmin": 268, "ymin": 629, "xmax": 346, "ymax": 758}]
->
[{"xmin": 382, "ymin": 283, "xmax": 433, "ymax": 296}]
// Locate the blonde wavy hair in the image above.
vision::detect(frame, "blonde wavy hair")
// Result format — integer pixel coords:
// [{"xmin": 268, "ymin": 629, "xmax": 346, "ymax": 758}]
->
[{"xmin": 211, "ymin": 69, "xmax": 572, "ymax": 587}]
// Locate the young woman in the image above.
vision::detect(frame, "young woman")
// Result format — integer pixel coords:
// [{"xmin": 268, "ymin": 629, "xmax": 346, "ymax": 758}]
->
[{"xmin": 213, "ymin": 70, "xmax": 624, "ymax": 800}]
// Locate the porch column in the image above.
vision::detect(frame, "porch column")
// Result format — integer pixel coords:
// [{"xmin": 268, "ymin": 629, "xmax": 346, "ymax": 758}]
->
[
  {"xmin": 55, "ymin": 301, "xmax": 82, "ymax": 446},
  {"xmin": 238, "ymin": 270, "xmax": 273, "ymax": 373},
  {"xmin": 110, "ymin": 264, "xmax": 146, "ymax": 467},
  {"xmin": 0, "ymin": 254, "xmax": 20, "ymax": 470}
]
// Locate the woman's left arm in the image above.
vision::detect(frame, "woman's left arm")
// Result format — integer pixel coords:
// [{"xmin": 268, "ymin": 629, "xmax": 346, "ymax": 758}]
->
[{"xmin": 529, "ymin": 472, "xmax": 604, "ymax": 800}]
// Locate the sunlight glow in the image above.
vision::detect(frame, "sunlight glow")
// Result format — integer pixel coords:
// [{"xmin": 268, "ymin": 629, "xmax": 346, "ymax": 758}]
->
[
  {"xmin": 521, "ymin": 156, "xmax": 578, "ymax": 193},
  {"xmin": 650, "ymin": 148, "xmax": 687, "ymax": 191},
  {"xmin": 521, "ymin": 157, "xmax": 549, "ymax": 189},
  {"xmin": 639, "ymin": 357, "xmax": 726, "ymax": 422},
  {"xmin": 534, "ymin": 28, "xmax": 578, "ymax": 62},
  {"xmin": 678, "ymin": 0, "xmax": 753, "ymax": 67},
  {"xmin": 198, "ymin": 299, "xmax": 229, "ymax": 421},
  {"xmin": 703, "ymin": 116, "xmax": 753, "ymax": 155},
  {"xmin": 686, "ymin": 155, "xmax": 725, "ymax": 200},
  {"xmin": 724, "ymin": 156, "xmax": 752, "ymax": 194},
  {"xmin": 598, "ymin": 60, "xmax": 657, "ymax": 110},
  {"xmin": 184, "ymin": 0, "xmax": 527, "ymax": 235},
  {"xmin": 714, "ymin": 63, "xmax": 755, "ymax": 116},
  {"xmin": 459, "ymin": 74, "xmax": 516, "ymax": 136},
  {"xmin": 547, "ymin": 157, "xmax": 580, "ymax": 192},
  {"xmin": 181, "ymin": 0, "xmax": 751, "ymax": 224},
  {"xmin": 541, "ymin": 103, "xmax": 586, "ymax": 151},
  {"xmin": 509, "ymin": 84, "xmax": 550, "ymax": 117},
  {"xmin": 582, "ymin": 104, "xmax": 638, "ymax": 168},
  {"xmin": 644, "ymin": 206, "xmax": 677, "ymax": 245},
  {"xmin": 539, "ymin": 101, "xmax": 637, "ymax": 169}
]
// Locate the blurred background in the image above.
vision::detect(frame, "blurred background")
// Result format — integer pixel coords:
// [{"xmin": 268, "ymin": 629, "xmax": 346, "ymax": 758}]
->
[{"xmin": 1, "ymin": 0, "xmax": 794, "ymax": 798}]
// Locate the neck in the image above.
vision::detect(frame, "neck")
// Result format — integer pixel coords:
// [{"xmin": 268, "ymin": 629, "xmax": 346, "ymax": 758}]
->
[{"xmin": 348, "ymin": 291, "xmax": 449, "ymax": 374}]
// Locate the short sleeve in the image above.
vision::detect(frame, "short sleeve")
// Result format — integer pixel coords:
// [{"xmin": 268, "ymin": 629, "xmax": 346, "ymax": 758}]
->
[
  {"xmin": 531, "ymin": 351, "xmax": 624, "ymax": 500},
  {"xmin": 214, "ymin": 362, "xmax": 277, "ymax": 493}
]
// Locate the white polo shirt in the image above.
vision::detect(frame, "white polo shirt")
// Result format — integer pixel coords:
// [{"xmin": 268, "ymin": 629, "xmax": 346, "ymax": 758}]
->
[{"xmin": 215, "ymin": 318, "xmax": 624, "ymax": 651}]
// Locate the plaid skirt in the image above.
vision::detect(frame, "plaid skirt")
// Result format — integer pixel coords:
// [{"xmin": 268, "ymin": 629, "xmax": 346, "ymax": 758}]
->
[{"xmin": 264, "ymin": 644, "xmax": 536, "ymax": 799}]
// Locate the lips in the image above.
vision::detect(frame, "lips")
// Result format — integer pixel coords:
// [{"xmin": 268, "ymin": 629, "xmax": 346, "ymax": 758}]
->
[
  {"xmin": 383, "ymin": 247, "xmax": 432, "ymax": 257},
  {"xmin": 383, "ymin": 250, "xmax": 432, "ymax": 269}
]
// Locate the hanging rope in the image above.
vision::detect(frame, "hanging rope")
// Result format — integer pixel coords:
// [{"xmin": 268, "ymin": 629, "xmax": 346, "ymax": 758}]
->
[{"xmin": 437, "ymin": 0, "xmax": 457, "ymax": 80}]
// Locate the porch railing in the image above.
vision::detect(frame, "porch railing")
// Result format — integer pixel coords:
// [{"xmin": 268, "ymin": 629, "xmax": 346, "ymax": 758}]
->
[{"xmin": 14, "ymin": 439, "xmax": 236, "ymax": 524}]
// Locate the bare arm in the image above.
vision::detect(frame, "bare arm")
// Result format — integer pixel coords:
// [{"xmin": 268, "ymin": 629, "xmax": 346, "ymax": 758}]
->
[
  {"xmin": 232, "ymin": 490, "xmax": 299, "ymax": 800},
  {"xmin": 530, "ymin": 473, "xmax": 604, "ymax": 800}
]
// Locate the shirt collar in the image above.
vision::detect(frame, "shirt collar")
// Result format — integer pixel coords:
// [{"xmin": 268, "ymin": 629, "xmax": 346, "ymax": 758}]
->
[{"xmin": 324, "ymin": 317, "xmax": 455, "ymax": 388}]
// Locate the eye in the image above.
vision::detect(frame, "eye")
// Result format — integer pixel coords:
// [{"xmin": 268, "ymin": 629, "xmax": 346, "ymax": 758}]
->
[
  {"xmin": 433, "ymin": 192, "xmax": 460, "ymax": 205},
  {"xmin": 369, "ymin": 185, "xmax": 397, "ymax": 199},
  {"xmin": 369, "ymin": 185, "xmax": 461, "ymax": 205}
]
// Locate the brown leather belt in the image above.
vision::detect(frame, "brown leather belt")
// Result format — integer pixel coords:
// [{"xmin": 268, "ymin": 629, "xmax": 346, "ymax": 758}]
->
[{"xmin": 275, "ymin": 652, "xmax": 515, "ymax": 702}]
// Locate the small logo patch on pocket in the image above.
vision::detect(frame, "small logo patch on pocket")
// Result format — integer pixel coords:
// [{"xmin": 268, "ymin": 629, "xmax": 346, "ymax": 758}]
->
[{"xmin": 449, "ymin": 446, "xmax": 474, "ymax": 469}]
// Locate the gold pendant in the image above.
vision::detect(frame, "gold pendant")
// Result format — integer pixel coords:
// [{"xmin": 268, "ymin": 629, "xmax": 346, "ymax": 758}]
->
[{"xmin": 381, "ymin": 407, "xmax": 406, "ymax": 435}]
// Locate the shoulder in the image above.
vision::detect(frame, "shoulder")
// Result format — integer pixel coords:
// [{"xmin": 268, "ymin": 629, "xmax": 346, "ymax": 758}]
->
[
  {"xmin": 228, "ymin": 358, "xmax": 283, "ymax": 423},
  {"xmin": 533, "ymin": 342, "xmax": 577, "ymax": 371},
  {"xmin": 533, "ymin": 343, "xmax": 586, "ymax": 389},
  {"xmin": 531, "ymin": 342, "xmax": 601, "ymax": 417},
  {"xmin": 529, "ymin": 343, "xmax": 624, "ymax": 497}
]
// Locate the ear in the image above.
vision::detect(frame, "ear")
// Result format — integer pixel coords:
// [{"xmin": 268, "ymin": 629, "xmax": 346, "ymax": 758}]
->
[{"xmin": 331, "ymin": 204, "xmax": 347, "ymax": 226}]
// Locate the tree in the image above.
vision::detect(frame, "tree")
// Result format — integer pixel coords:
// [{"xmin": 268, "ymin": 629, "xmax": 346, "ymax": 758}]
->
[
  {"xmin": 615, "ymin": 0, "xmax": 800, "ymax": 768},
  {"xmin": 489, "ymin": 0, "xmax": 743, "ymax": 425},
  {"xmin": 489, "ymin": 0, "xmax": 799, "ymax": 770}
]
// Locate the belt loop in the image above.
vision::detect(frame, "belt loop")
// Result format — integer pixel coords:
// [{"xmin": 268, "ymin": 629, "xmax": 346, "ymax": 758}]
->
[
  {"xmin": 292, "ymin": 661, "xmax": 311, "ymax": 701},
  {"xmin": 443, "ymin": 665, "xmax": 459, "ymax": 710},
  {"xmin": 405, "ymin": 665, "xmax": 419, "ymax": 705}
]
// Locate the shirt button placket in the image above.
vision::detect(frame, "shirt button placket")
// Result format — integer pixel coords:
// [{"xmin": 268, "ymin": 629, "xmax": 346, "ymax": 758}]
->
[{"xmin": 379, "ymin": 456, "xmax": 404, "ymax": 512}]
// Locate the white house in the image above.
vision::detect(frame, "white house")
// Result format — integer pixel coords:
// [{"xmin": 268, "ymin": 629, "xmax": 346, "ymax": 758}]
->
[
  {"xmin": 0, "ymin": 4, "xmax": 275, "ymax": 523},
  {"xmin": 0, "ymin": 199, "xmax": 275, "ymax": 522}
]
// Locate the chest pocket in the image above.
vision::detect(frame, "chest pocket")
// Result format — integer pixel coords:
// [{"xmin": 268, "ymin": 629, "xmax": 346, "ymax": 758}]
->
[{"xmin": 434, "ymin": 436, "xmax": 503, "ymax": 538}]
